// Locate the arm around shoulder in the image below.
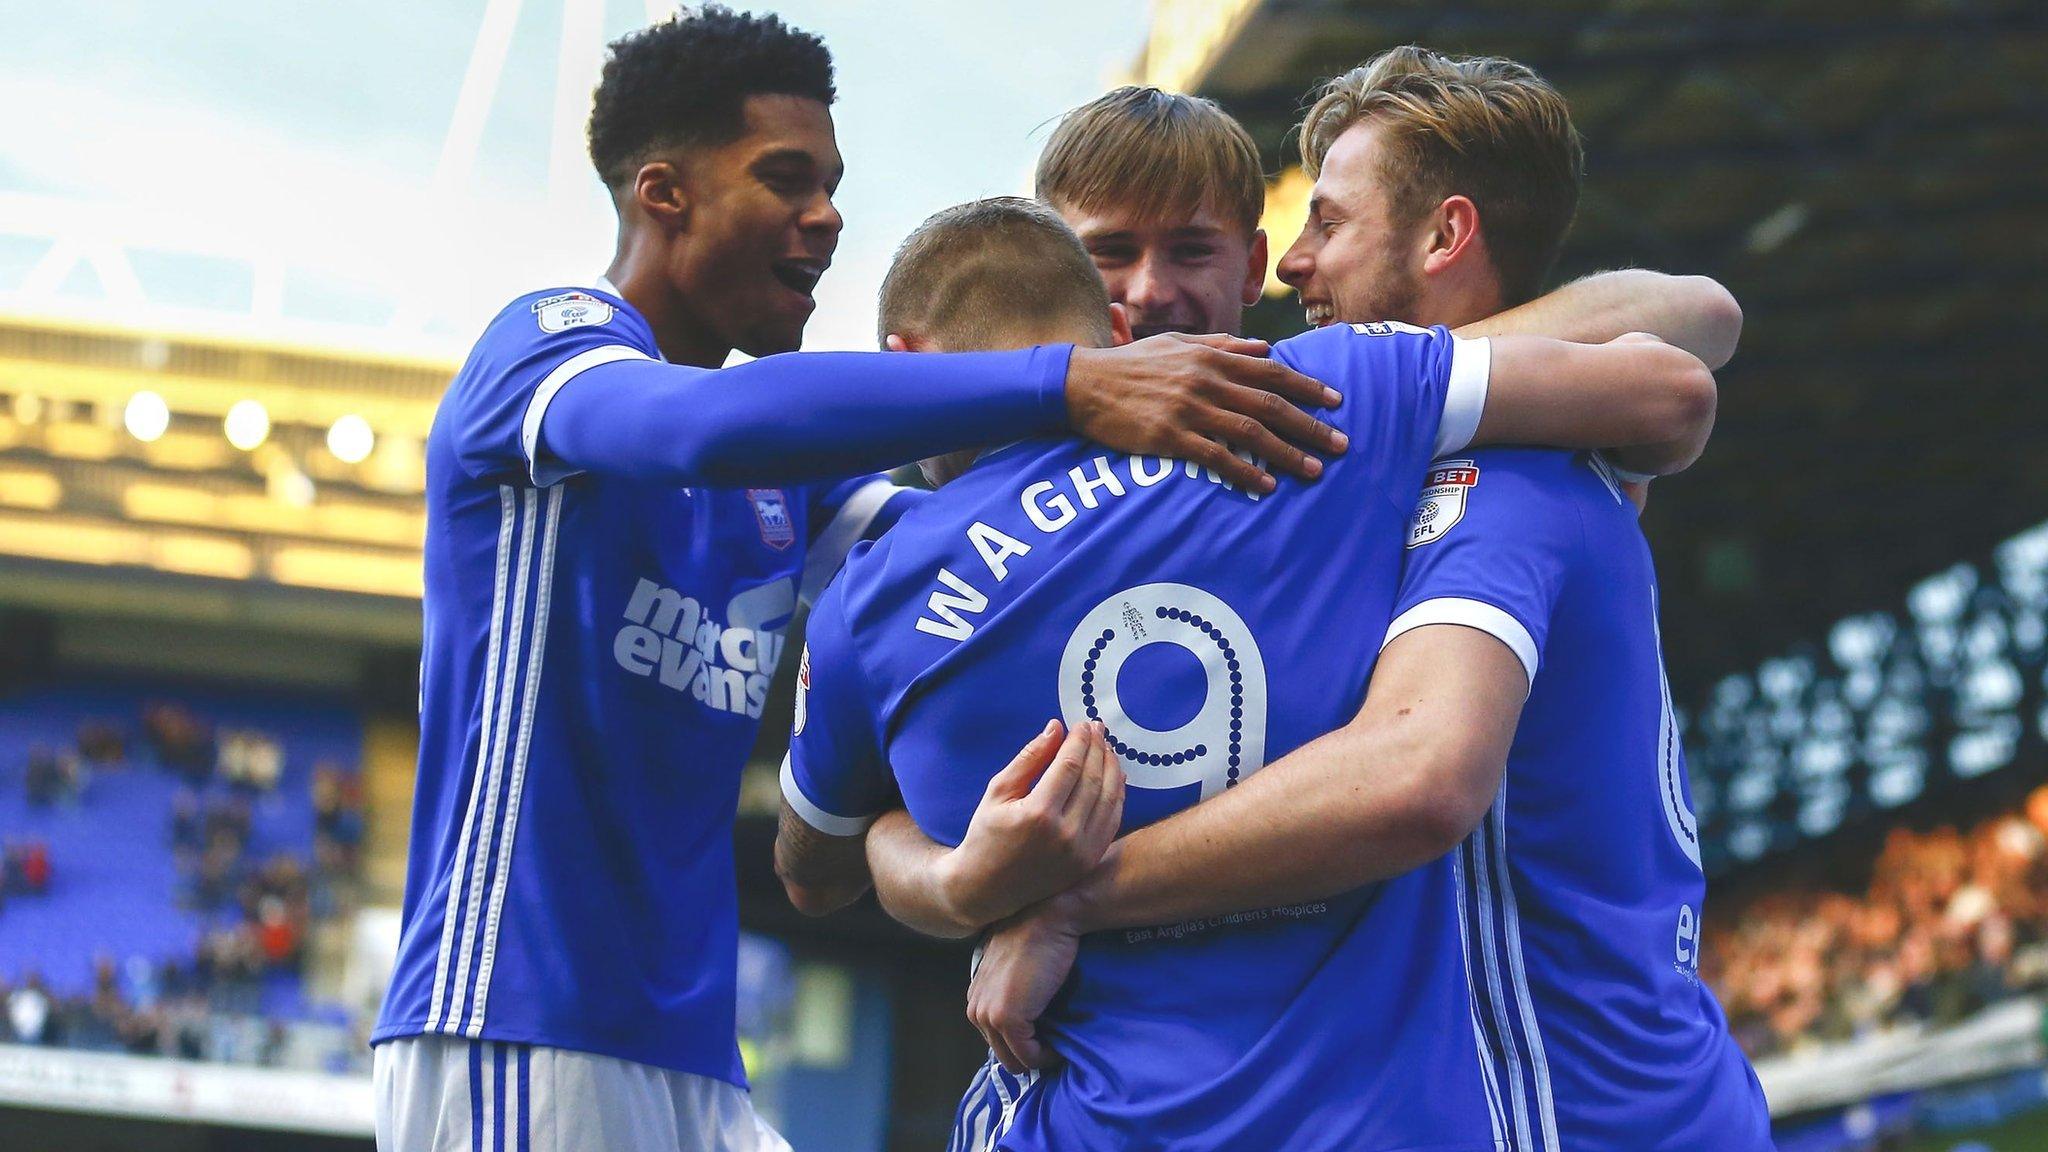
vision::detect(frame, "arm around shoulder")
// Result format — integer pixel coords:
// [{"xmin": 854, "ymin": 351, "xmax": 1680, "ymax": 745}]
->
[{"xmin": 1472, "ymin": 333, "xmax": 1715, "ymax": 476}]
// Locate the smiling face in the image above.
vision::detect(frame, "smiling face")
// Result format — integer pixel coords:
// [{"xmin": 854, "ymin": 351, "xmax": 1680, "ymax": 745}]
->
[
  {"xmin": 669, "ymin": 94, "xmax": 844, "ymax": 357},
  {"xmin": 1277, "ymin": 120, "xmax": 1429, "ymax": 330},
  {"xmin": 1059, "ymin": 202, "xmax": 1265, "ymax": 338}
]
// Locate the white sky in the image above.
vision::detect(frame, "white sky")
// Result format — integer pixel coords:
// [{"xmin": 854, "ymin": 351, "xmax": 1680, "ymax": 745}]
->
[{"xmin": 0, "ymin": 0, "xmax": 1152, "ymax": 356}]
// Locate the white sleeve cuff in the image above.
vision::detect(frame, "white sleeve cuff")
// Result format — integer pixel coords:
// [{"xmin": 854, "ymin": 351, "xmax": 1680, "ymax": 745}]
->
[
  {"xmin": 780, "ymin": 753, "xmax": 876, "ymax": 837},
  {"xmin": 1382, "ymin": 596, "xmax": 1537, "ymax": 688},
  {"xmin": 799, "ymin": 479, "xmax": 905, "ymax": 606},
  {"xmin": 519, "ymin": 344, "xmax": 654, "ymax": 487},
  {"xmin": 1433, "ymin": 336, "xmax": 1491, "ymax": 457}
]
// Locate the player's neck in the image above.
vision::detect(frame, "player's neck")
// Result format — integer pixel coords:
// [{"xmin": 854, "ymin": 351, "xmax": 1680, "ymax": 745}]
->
[
  {"xmin": 603, "ymin": 254, "xmax": 732, "ymax": 369},
  {"xmin": 1412, "ymin": 278, "xmax": 1506, "ymax": 332}
]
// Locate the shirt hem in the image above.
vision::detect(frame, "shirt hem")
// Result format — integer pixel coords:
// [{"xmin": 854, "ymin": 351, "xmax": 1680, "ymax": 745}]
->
[{"xmin": 370, "ymin": 1021, "xmax": 748, "ymax": 1091}]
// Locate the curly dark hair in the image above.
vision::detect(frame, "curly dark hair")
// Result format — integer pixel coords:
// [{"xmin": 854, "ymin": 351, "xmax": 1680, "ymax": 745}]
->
[{"xmin": 587, "ymin": 6, "xmax": 836, "ymax": 188}]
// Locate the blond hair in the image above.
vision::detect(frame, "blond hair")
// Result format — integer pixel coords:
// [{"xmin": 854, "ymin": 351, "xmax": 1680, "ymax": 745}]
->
[
  {"xmin": 1300, "ymin": 46, "xmax": 1583, "ymax": 304},
  {"xmin": 878, "ymin": 197, "xmax": 1113, "ymax": 351},
  {"xmin": 1036, "ymin": 86, "xmax": 1265, "ymax": 235}
]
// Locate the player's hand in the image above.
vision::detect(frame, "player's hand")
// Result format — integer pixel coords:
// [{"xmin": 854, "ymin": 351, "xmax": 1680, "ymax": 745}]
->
[
  {"xmin": 968, "ymin": 893, "xmax": 1085, "ymax": 1073},
  {"xmin": 937, "ymin": 720, "xmax": 1125, "ymax": 930},
  {"xmin": 1065, "ymin": 334, "xmax": 1347, "ymax": 495}
]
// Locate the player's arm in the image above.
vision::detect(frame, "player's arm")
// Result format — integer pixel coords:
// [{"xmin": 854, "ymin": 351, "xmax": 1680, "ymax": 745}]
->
[
  {"xmin": 535, "ymin": 333, "xmax": 1348, "ymax": 493},
  {"xmin": 1076, "ymin": 627, "xmax": 1518, "ymax": 925},
  {"xmin": 1469, "ymin": 332, "xmax": 1716, "ymax": 476},
  {"xmin": 772, "ymin": 595, "xmax": 895, "ymax": 917},
  {"xmin": 964, "ymin": 462, "xmax": 1579, "ymax": 1070},
  {"xmin": 864, "ymin": 722, "xmax": 1124, "ymax": 939},
  {"xmin": 967, "ymin": 625, "xmax": 1527, "ymax": 1070},
  {"xmin": 1456, "ymin": 268, "xmax": 1743, "ymax": 370},
  {"xmin": 775, "ymin": 801, "xmax": 870, "ymax": 917}
]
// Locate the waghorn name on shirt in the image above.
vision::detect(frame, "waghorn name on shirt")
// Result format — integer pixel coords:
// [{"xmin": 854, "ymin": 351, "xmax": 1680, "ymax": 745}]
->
[{"xmin": 915, "ymin": 450, "xmax": 1266, "ymax": 643}]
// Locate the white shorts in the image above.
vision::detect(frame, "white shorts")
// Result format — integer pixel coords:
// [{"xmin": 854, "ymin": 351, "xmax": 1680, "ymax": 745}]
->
[{"xmin": 374, "ymin": 1034, "xmax": 790, "ymax": 1152}]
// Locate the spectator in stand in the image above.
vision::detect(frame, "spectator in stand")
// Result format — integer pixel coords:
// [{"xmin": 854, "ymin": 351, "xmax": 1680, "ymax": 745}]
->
[
  {"xmin": 75, "ymin": 720, "xmax": 126, "ymax": 767},
  {"xmin": 254, "ymin": 895, "xmax": 304, "ymax": 972},
  {"xmin": 19, "ymin": 841, "xmax": 49, "ymax": 895},
  {"xmin": 188, "ymin": 841, "xmax": 240, "ymax": 910},
  {"xmin": 7, "ymin": 974, "xmax": 50, "ymax": 1045},
  {"xmin": 218, "ymin": 729, "xmax": 283, "ymax": 794},
  {"xmin": 203, "ymin": 794, "xmax": 252, "ymax": 854},
  {"xmin": 170, "ymin": 787, "xmax": 203, "ymax": 861},
  {"xmin": 23, "ymin": 745, "xmax": 80, "ymax": 806},
  {"xmin": 24, "ymin": 744, "xmax": 60, "ymax": 805},
  {"xmin": 311, "ymin": 763, "xmax": 365, "ymax": 850},
  {"xmin": 142, "ymin": 701, "xmax": 214, "ymax": 782},
  {"xmin": 1708, "ymin": 782, "xmax": 2048, "ymax": 1059}
]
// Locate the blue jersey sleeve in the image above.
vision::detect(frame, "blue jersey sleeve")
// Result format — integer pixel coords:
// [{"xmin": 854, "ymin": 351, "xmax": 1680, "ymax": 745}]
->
[
  {"xmin": 1273, "ymin": 321, "xmax": 1490, "ymax": 514},
  {"xmin": 780, "ymin": 580, "xmax": 897, "ymax": 835},
  {"xmin": 1383, "ymin": 451, "xmax": 1582, "ymax": 687},
  {"xmin": 443, "ymin": 287, "xmax": 662, "ymax": 486},
  {"xmin": 799, "ymin": 477, "xmax": 927, "ymax": 605}
]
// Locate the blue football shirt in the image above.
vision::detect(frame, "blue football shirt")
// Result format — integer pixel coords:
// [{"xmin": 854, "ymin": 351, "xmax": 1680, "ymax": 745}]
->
[
  {"xmin": 373, "ymin": 284, "xmax": 913, "ymax": 1084},
  {"xmin": 1384, "ymin": 448, "xmax": 1772, "ymax": 1151},
  {"xmin": 785, "ymin": 322, "xmax": 1509, "ymax": 1151}
]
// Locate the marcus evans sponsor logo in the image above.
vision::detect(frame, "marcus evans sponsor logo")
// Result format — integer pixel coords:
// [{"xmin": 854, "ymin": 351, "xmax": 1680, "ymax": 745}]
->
[{"xmin": 613, "ymin": 579, "xmax": 788, "ymax": 718}]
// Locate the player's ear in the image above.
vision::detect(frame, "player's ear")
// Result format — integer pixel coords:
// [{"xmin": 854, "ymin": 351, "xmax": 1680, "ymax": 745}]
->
[
  {"xmin": 632, "ymin": 161, "xmax": 691, "ymax": 231},
  {"xmin": 1107, "ymin": 302, "xmax": 1134, "ymax": 347},
  {"xmin": 1422, "ymin": 195, "xmax": 1480, "ymax": 277},
  {"xmin": 886, "ymin": 332, "xmax": 943, "ymax": 353},
  {"xmin": 1241, "ymin": 229, "xmax": 1269, "ymax": 308}
]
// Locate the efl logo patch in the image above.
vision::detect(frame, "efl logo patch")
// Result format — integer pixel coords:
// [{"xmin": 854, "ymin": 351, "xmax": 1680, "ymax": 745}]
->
[
  {"xmin": 532, "ymin": 291, "xmax": 614, "ymax": 333},
  {"xmin": 1407, "ymin": 460, "xmax": 1479, "ymax": 548},
  {"xmin": 1353, "ymin": 320, "xmax": 1430, "ymax": 337},
  {"xmin": 748, "ymin": 488, "xmax": 795, "ymax": 551}
]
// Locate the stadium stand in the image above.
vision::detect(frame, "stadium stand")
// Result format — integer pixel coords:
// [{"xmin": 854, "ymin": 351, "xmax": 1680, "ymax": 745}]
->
[
  {"xmin": 1710, "ymin": 789, "xmax": 2048, "ymax": 1060},
  {"xmin": 0, "ymin": 682, "xmax": 368, "ymax": 1072}
]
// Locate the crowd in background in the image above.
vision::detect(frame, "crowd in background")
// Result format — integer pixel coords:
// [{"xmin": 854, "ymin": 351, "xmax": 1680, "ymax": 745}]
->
[
  {"xmin": 1708, "ymin": 783, "xmax": 2048, "ymax": 1060},
  {"xmin": 1, "ymin": 700, "xmax": 367, "ymax": 1069}
]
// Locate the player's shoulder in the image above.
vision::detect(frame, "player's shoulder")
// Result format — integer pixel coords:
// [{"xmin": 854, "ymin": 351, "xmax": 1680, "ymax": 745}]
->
[
  {"xmin": 1272, "ymin": 319, "xmax": 1446, "ymax": 370},
  {"xmin": 1407, "ymin": 448, "xmax": 1618, "ymax": 549},
  {"xmin": 472, "ymin": 284, "xmax": 653, "ymax": 355}
]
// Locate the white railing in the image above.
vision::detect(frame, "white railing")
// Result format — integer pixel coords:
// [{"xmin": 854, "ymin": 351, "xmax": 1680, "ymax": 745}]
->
[{"xmin": 0, "ymin": 1043, "xmax": 373, "ymax": 1136}]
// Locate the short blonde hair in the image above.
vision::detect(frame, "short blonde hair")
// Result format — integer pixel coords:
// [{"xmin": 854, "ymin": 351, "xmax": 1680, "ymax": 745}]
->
[
  {"xmin": 1037, "ymin": 87, "xmax": 1265, "ymax": 236},
  {"xmin": 878, "ymin": 197, "xmax": 1113, "ymax": 351},
  {"xmin": 1300, "ymin": 46, "xmax": 1583, "ymax": 304}
]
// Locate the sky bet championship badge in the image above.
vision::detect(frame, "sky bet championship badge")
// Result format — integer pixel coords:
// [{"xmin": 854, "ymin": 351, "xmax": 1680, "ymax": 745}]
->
[
  {"xmin": 748, "ymin": 488, "xmax": 795, "ymax": 550},
  {"xmin": 531, "ymin": 290, "xmax": 614, "ymax": 333},
  {"xmin": 1407, "ymin": 460, "xmax": 1479, "ymax": 548}
]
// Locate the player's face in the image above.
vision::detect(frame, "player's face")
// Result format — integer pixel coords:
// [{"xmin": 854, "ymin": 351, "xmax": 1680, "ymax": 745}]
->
[
  {"xmin": 673, "ymin": 94, "xmax": 844, "ymax": 357},
  {"xmin": 1060, "ymin": 204, "xmax": 1264, "ymax": 338},
  {"xmin": 1277, "ymin": 122, "xmax": 1427, "ymax": 329}
]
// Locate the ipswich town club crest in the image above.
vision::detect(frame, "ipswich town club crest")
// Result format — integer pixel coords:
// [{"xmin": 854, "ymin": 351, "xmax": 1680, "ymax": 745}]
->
[
  {"xmin": 531, "ymin": 291, "xmax": 614, "ymax": 333},
  {"xmin": 1407, "ymin": 460, "xmax": 1479, "ymax": 548},
  {"xmin": 748, "ymin": 488, "xmax": 795, "ymax": 551}
]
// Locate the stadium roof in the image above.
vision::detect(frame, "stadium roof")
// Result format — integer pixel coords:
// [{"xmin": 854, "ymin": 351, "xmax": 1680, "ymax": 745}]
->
[{"xmin": 1143, "ymin": 0, "xmax": 2048, "ymax": 699}]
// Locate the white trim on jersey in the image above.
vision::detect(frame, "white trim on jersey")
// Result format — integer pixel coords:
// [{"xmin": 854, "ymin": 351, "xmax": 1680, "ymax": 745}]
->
[
  {"xmin": 1382, "ymin": 596, "xmax": 1538, "ymax": 687},
  {"xmin": 520, "ymin": 343, "xmax": 655, "ymax": 486},
  {"xmin": 1489, "ymin": 787, "xmax": 1562, "ymax": 1152},
  {"xmin": 1457, "ymin": 787, "xmax": 1562, "ymax": 1152},
  {"xmin": 1435, "ymin": 335, "xmax": 1492, "ymax": 457},
  {"xmin": 799, "ymin": 478, "xmax": 905, "ymax": 606},
  {"xmin": 1451, "ymin": 848, "xmax": 1510, "ymax": 1149},
  {"xmin": 446, "ymin": 486, "xmax": 538, "ymax": 1031},
  {"xmin": 1465, "ymin": 813, "xmax": 1537, "ymax": 1152},
  {"xmin": 426, "ymin": 487, "xmax": 517, "ymax": 1033},
  {"xmin": 779, "ymin": 753, "xmax": 876, "ymax": 836},
  {"xmin": 467, "ymin": 484, "xmax": 564, "ymax": 1035},
  {"xmin": 1584, "ymin": 452, "xmax": 1630, "ymax": 506},
  {"xmin": 428, "ymin": 485, "xmax": 562, "ymax": 1038}
]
